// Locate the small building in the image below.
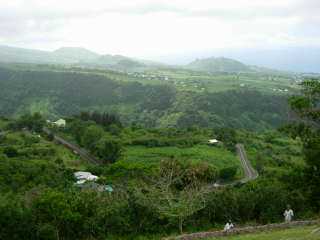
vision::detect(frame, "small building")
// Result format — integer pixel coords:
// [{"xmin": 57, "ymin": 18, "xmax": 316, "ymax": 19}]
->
[
  {"xmin": 53, "ymin": 119, "xmax": 66, "ymax": 127},
  {"xmin": 74, "ymin": 171, "xmax": 99, "ymax": 183},
  {"xmin": 208, "ymin": 139, "xmax": 219, "ymax": 145}
]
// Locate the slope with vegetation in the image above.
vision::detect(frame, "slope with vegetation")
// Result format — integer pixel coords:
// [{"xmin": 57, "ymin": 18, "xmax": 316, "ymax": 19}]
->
[
  {"xmin": 186, "ymin": 57, "xmax": 252, "ymax": 73},
  {"xmin": 0, "ymin": 64, "xmax": 290, "ymax": 131},
  {"xmin": 1, "ymin": 91, "xmax": 318, "ymax": 239}
]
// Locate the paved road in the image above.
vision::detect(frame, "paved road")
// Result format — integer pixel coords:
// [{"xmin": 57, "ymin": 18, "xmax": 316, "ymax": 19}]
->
[
  {"xmin": 43, "ymin": 128, "xmax": 101, "ymax": 165},
  {"xmin": 236, "ymin": 143, "xmax": 259, "ymax": 183},
  {"xmin": 43, "ymin": 128, "xmax": 257, "ymax": 183},
  {"xmin": 209, "ymin": 144, "xmax": 258, "ymax": 188}
]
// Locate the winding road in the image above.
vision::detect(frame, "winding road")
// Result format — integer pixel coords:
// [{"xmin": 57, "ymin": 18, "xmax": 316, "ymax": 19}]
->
[{"xmin": 210, "ymin": 143, "xmax": 258, "ymax": 188}]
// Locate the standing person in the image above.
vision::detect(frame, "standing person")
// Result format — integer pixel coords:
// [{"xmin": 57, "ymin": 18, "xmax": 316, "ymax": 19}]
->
[
  {"xmin": 223, "ymin": 220, "xmax": 234, "ymax": 232},
  {"xmin": 229, "ymin": 220, "xmax": 234, "ymax": 229},
  {"xmin": 223, "ymin": 222, "xmax": 230, "ymax": 232},
  {"xmin": 283, "ymin": 205, "xmax": 294, "ymax": 223}
]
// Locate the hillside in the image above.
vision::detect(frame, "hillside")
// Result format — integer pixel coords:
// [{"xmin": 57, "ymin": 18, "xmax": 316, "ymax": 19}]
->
[
  {"xmin": 0, "ymin": 45, "xmax": 146, "ymax": 70},
  {"xmin": 0, "ymin": 45, "xmax": 59, "ymax": 63},
  {"xmin": 0, "ymin": 65, "xmax": 289, "ymax": 130},
  {"xmin": 186, "ymin": 57, "xmax": 252, "ymax": 73},
  {"xmin": 0, "ymin": 114, "xmax": 312, "ymax": 240},
  {"xmin": 53, "ymin": 47, "xmax": 100, "ymax": 62}
]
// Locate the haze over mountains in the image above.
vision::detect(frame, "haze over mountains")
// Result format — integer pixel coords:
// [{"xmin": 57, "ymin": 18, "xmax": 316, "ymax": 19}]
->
[
  {"xmin": 0, "ymin": 45, "xmax": 319, "ymax": 73},
  {"xmin": 155, "ymin": 47, "xmax": 320, "ymax": 73}
]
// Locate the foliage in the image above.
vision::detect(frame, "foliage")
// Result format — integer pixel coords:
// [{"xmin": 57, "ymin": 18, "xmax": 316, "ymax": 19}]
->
[
  {"xmin": 286, "ymin": 78, "xmax": 320, "ymax": 209},
  {"xmin": 219, "ymin": 166, "xmax": 238, "ymax": 181},
  {"xmin": 95, "ymin": 134, "xmax": 123, "ymax": 164},
  {"xmin": 8, "ymin": 112, "xmax": 45, "ymax": 132},
  {"xmin": 0, "ymin": 115, "xmax": 316, "ymax": 239},
  {"xmin": 0, "ymin": 66, "xmax": 289, "ymax": 130}
]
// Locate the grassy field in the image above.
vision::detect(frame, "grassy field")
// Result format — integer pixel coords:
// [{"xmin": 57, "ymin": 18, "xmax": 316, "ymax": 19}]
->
[
  {"xmin": 116, "ymin": 144, "xmax": 241, "ymax": 173},
  {"xmin": 205, "ymin": 225, "xmax": 320, "ymax": 240},
  {"xmin": 143, "ymin": 68, "xmax": 299, "ymax": 94}
]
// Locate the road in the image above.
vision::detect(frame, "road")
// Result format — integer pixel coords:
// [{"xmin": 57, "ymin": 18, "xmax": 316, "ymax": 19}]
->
[
  {"xmin": 43, "ymin": 128, "xmax": 101, "ymax": 165},
  {"xmin": 236, "ymin": 143, "xmax": 258, "ymax": 183},
  {"xmin": 43, "ymin": 128, "xmax": 257, "ymax": 183},
  {"xmin": 209, "ymin": 144, "xmax": 258, "ymax": 188},
  {"xmin": 166, "ymin": 220, "xmax": 318, "ymax": 240}
]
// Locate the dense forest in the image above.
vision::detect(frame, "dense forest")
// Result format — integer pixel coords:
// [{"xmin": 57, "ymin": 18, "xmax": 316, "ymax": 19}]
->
[{"xmin": 0, "ymin": 66, "xmax": 288, "ymax": 130}]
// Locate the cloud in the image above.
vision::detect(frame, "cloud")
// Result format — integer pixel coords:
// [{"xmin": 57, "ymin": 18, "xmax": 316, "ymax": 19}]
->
[{"xmin": 0, "ymin": 0, "xmax": 319, "ymax": 58}]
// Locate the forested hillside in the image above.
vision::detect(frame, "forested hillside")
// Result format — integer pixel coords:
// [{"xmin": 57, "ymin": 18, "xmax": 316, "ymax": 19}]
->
[{"xmin": 0, "ymin": 66, "xmax": 289, "ymax": 130}]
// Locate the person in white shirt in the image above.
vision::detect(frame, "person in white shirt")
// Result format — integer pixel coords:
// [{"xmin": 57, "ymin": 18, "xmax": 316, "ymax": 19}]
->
[
  {"xmin": 283, "ymin": 205, "xmax": 294, "ymax": 223},
  {"xmin": 224, "ymin": 220, "xmax": 234, "ymax": 231},
  {"xmin": 223, "ymin": 222, "xmax": 230, "ymax": 231}
]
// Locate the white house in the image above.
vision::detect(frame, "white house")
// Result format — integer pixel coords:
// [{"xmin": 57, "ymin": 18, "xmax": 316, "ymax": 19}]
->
[
  {"xmin": 74, "ymin": 171, "xmax": 99, "ymax": 184},
  {"xmin": 208, "ymin": 139, "xmax": 219, "ymax": 144},
  {"xmin": 53, "ymin": 119, "xmax": 66, "ymax": 127}
]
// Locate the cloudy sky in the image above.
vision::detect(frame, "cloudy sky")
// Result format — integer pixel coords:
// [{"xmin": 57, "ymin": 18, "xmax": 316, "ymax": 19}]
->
[{"xmin": 0, "ymin": 0, "xmax": 319, "ymax": 61}]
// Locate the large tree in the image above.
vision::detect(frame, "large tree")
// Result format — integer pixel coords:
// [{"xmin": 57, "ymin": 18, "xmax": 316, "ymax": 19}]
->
[{"xmin": 288, "ymin": 79, "xmax": 320, "ymax": 207}]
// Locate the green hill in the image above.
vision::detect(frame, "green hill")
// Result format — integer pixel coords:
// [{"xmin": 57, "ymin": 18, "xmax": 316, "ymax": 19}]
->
[
  {"xmin": 186, "ymin": 57, "xmax": 252, "ymax": 73},
  {"xmin": 0, "ymin": 45, "xmax": 146, "ymax": 70},
  {"xmin": 0, "ymin": 45, "xmax": 59, "ymax": 63},
  {"xmin": 53, "ymin": 47, "xmax": 100, "ymax": 62},
  {"xmin": 0, "ymin": 65, "xmax": 288, "ymax": 130}
]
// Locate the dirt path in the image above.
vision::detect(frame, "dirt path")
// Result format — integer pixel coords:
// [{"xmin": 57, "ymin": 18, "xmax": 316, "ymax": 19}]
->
[{"xmin": 165, "ymin": 220, "xmax": 318, "ymax": 240}]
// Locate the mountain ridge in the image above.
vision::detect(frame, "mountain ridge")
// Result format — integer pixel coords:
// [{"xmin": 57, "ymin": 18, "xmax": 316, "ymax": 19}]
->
[{"xmin": 0, "ymin": 44, "xmax": 287, "ymax": 73}]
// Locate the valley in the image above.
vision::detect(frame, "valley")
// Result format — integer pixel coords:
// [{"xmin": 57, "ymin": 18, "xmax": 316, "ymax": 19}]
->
[{"xmin": 0, "ymin": 46, "xmax": 319, "ymax": 240}]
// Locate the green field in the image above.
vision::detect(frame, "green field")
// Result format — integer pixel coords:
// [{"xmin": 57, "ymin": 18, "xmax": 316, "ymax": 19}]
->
[
  {"xmin": 205, "ymin": 225, "xmax": 320, "ymax": 240},
  {"xmin": 120, "ymin": 145, "xmax": 240, "ymax": 170},
  {"xmin": 143, "ymin": 68, "xmax": 299, "ymax": 94}
]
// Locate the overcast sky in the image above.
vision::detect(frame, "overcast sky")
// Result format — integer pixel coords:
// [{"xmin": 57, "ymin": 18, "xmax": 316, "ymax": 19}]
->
[{"xmin": 0, "ymin": 0, "xmax": 319, "ymax": 61}]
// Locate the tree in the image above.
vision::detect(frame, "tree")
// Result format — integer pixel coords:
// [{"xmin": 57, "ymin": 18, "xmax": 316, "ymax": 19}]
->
[
  {"xmin": 3, "ymin": 146, "xmax": 18, "ymax": 158},
  {"xmin": 9, "ymin": 113, "xmax": 45, "ymax": 133},
  {"xmin": 81, "ymin": 125, "xmax": 104, "ymax": 151},
  {"xmin": 215, "ymin": 128, "xmax": 237, "ymax": 151},
  {"xmin": 136, "ymin": 182, "xmax": 207, "ymax": 234},
  {"xmin": 134, "ymin": 160, "xmax": 209, "ymax": 234},
  {"xmin": 287, "ymin": 79, "xmax": 320, "ymax": 208},
  {"xmin": 219, "ymin": 166, "xmax": 237, "ymax": 181},
  {"xmin": 96, "ymin": 134, "xmax": 122, "ymax": 164}
]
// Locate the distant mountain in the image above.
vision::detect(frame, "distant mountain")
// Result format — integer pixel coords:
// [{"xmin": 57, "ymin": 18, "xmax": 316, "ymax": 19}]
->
[
  {"xmin": 0, "ymin": 45, "xmax": 149, "ymax": 71},
  {"xmin": 93, "ymin": 54, "xmax": 131, "ymax": 65},
  {"xmin": 0, "ymin": 45, "xmax": 58, "ymax": 63},
  {"xmin": 53, "ymin": 47, "xmax": 99, "ymax": 62},
  {"xmin": 186, "ymin": 57, "xmax": 252, "ymax": 73},
  {"xmin": 164, "ymin": 47, "xmax": 320, "ymax": 73}
]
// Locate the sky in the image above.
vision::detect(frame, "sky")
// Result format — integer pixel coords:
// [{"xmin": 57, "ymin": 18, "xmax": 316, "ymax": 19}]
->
[{"xmin": 0, "ymin": 0, "xmax": 319, "ymax": 63}]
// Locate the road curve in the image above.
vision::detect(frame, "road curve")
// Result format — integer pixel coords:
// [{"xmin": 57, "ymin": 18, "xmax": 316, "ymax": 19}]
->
[
  {"xmin": 43, "ymin": 128, "xmax": 101, "ymax": 165},
  {"xmin": 209, "ymin": 144, "xmax": 258, "ymax": 189}
]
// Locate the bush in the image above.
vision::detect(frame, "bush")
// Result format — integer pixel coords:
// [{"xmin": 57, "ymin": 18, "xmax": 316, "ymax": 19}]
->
[
  {"xmin": 3, "ymin": 146, "xmax": 18, "ymax": 158},
  {"xmin": 96, "ymin": 135, "xmax": 123, "ymax": 164},
  {"xmin": 219, "ymin": 166, "xmax": 237, "ymax": 181}
]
